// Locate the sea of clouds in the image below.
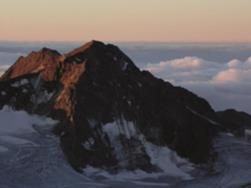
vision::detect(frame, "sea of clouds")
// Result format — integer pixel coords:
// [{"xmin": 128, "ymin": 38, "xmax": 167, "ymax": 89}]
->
[
  {"xmin": 0, "ymin": 42, "xmax": 251, "ymax": 114},
  {"xmin": 144, "ymin": 56, "xmax": 251, "ymax": 114}
]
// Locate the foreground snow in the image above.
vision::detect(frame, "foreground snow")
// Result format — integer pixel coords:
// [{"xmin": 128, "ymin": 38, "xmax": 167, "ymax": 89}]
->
[
  {"xmin": 168, "ymin": 134, "xmax": 251, "ymax": 188},
  {"xmin": 0, "ymin": 106, "xmax": 57, "ymax": 153},
  {"xmin": 0, "ymin": 107, "xmax": 251, "ymax": 187}
]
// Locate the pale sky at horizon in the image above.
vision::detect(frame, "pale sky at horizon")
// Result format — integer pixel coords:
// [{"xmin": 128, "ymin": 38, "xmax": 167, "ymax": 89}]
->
[{"xmin": 1, "ymin": 0, "xmax": 251, "ymax": 42}]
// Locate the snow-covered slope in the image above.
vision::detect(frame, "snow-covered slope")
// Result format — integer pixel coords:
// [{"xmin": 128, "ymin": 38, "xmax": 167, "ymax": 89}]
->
[
  {"xmin": 0, "ymin": 107, "xmax": 91, "ymax": 188},
  {"xmin": 0, "ymin": 106, "xmax": 56, "ymax": 152},
  {"xmin": 1, "ymin": 107, "xmax": 251, "ymax": 188},
  {"xmin": 0, "ymin": 107, "xmax": 194, "ymax": 187}
]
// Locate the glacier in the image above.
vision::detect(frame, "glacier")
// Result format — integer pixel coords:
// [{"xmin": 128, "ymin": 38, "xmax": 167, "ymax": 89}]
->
[{"xmin": 0, "ymin": 107, "xmax": 251, "ymax": 188}]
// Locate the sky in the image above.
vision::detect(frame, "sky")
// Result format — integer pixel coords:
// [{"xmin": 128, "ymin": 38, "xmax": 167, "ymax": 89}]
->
[{"xmin": 1, "ymin": 0, "xmax": 251, "ymax": 42}]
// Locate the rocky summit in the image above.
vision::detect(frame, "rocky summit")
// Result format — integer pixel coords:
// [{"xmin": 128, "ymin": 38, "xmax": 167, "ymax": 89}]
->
[{"xmin": 0, "ymin": 41, "xmax": 221, "ymax": 172}]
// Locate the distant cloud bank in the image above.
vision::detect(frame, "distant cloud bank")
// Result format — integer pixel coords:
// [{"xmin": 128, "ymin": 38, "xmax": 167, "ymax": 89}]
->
[
  {"xmin": 0, "ymin": 65, "xmax": 10, "ymax": 76},
  {"xmin": 145, "ymin": 56, "xmax": 251, "ymax": 114},
  {"xmin": 0, "ymin": 43, "xmax": 251, "ymax": 114}
]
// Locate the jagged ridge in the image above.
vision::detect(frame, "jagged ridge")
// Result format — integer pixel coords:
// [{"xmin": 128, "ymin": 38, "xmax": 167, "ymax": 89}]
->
[{"xmin": 0, "ymin": 41, "xmax": 219, "ymax": 172}]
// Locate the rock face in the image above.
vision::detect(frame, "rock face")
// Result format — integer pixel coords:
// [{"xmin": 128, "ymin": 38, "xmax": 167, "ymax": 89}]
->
[
  {"xmin": 0, "ymin": 41, "xmax": 219, "ymax": 172},
  {"xmin": 217, "ymin": 109, "xmax": 251, "ymax": 136}
]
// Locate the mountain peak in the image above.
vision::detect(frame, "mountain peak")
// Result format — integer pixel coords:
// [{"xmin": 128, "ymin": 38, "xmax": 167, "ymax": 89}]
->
[
  {"xmin": 1, "ymin": 47, "xmax": 61, "ymax": 81},
  {"xmin": 0, "ymin": 41, "xmax": 218, "ymax": 172},
  {"xmin": 65, "ymin": 40, "xmax": 105, "ymax": 58},
  {"xmin": 39, "ymin": 47, "xmax": 61, "ymax": 56}
]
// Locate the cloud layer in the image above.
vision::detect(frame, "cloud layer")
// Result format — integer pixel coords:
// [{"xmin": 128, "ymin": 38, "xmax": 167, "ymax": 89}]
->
[
  {"xmin": 0, "ymin": 44, "xmax": 251, "ymax": 114},
  {"xmin": 145, "ymin": 56, "xmax": 251, "ymax": 114},
  {"xmin": 0, "ymin": 64, "xmax": 11, "ymax": 76}
]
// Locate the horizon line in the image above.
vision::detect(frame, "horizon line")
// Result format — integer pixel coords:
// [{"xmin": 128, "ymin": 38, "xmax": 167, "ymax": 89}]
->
[{"xmin": 1, "ymin": 39, "xmax": 251, "ymax": 45}]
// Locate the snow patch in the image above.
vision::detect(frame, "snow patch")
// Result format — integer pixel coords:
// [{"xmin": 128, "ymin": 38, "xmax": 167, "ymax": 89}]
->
[
  {"xmin": 1, "ymin": 91, "xmax": 6, "ymax": 96},
  {"xmin": 245, "ymin": 129, "xmax": 251, "ymax": 136},
  {"xmin": 31, "ymin": 74, "xmax": 42, "ymax": 90},
  {"xmin": 0, "ymin": 135, "xmax": 37, "ymax": 146},
  {"xmin": 11, "ymin": 79, "xmax": 29, "ymax": 87},
  {"xmin": 137, "ymin": 82, "xmax": 143, "ymax": 87},
  {"xmin": 82, "ymin": 137, "xmax": 95, "ymax": 150},
  {"xmin": 121, "ymin": 61, "xmax": 128, "ymax": 71},
  {"xmin": 83, "ymin": 166, "xmax": 164, "ymax": 181},
  {"xmin": 75, "ymin": 57, "xmax": 82, "ymax": 62},
  {"xmin": 245, "ymin": 129, "xmax": 251, "ymax": 141},
  {"xmin": 103, "ymin": 119, "xmax": 137, "ymax": 140},
  {"xmin": 83, "ymin": 149, "xmax": 193, "ymax": 181},
  {"xmin": 101, "ymin": 119, "xmax": 193, "ymax": 179},
  {"xmin": 22, "ymin": 88, "xmax": 28, "ymax": 93},
  {"xmin": 31, "ymin": 90, "xmax": 55, "ymax": 105},
  {"xmin": 127, "ymin": 100, "xmax": 132, "ymax": 106},
  {"xmin": 102, "ymin": 119, "xmax": 138, "ymax": 166},
  {"xmin": 87, "ymin": 119, "xmax": 98, "ymax": 129},
  {"xmin": 226, "ymin": 132, "xmax": 234, "ymax": 137},
  {"xmin": 143, "ymin": 141, "xmax": 193, "ymax": 179},
  {"xmin": 37, "ymin": 91, "xmax": 55, "ymax": 104}
]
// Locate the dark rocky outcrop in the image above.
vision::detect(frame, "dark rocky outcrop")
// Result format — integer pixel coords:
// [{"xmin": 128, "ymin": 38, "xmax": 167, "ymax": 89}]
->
[
  {"xmin": 217, "ymin": 109, "xmax": 251, "ymax": 136},
  {"xmin": 0, "ymin": 41, "xmax": 219, "ymax": 172}
]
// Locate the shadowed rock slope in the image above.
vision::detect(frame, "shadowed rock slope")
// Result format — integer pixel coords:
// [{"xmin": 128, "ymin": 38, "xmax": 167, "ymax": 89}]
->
[
  {"xmin": 217, "ymin": 109, "xmax": 251, "ymax": 136},
  {"xmin": 0, "ymin": 41, "xmax": 219, "ymax": 172}
]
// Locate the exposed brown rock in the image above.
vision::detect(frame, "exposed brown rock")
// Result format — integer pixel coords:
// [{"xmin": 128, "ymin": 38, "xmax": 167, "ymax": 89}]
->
[{"xmin": 1, "ymin": 48, "xmax": 61, "ymax": 81}]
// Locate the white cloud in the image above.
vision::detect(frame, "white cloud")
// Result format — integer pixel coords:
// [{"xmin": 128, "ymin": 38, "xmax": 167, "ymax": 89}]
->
[
  {"xmin": 146, "ymin": 57, "xmax": 211, "ymax": 74},
  {"xmin": 227, "ymin": 59, "xmax": 240, "ymax": 68},
  {"xmin": 0, "ymin": 65, "xmax": 10, "ymax": 76},
  {"xmin": 167, "ymin": 57, "xmax": 203, "ymax": 69},
  {"xmin": 212, "ymin": 68, "xmax": 241, "ymax": 83},
  {"xmin": 144, "ymin": 56, "xmax": 251, "ymax": 114},
  {"xmin": 246, "ymin": 57, "xmax": 251, "ymax": 64},
  {"xmin": 0, "ymin": 51, "xmax": 24, "ymax": 76}
]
